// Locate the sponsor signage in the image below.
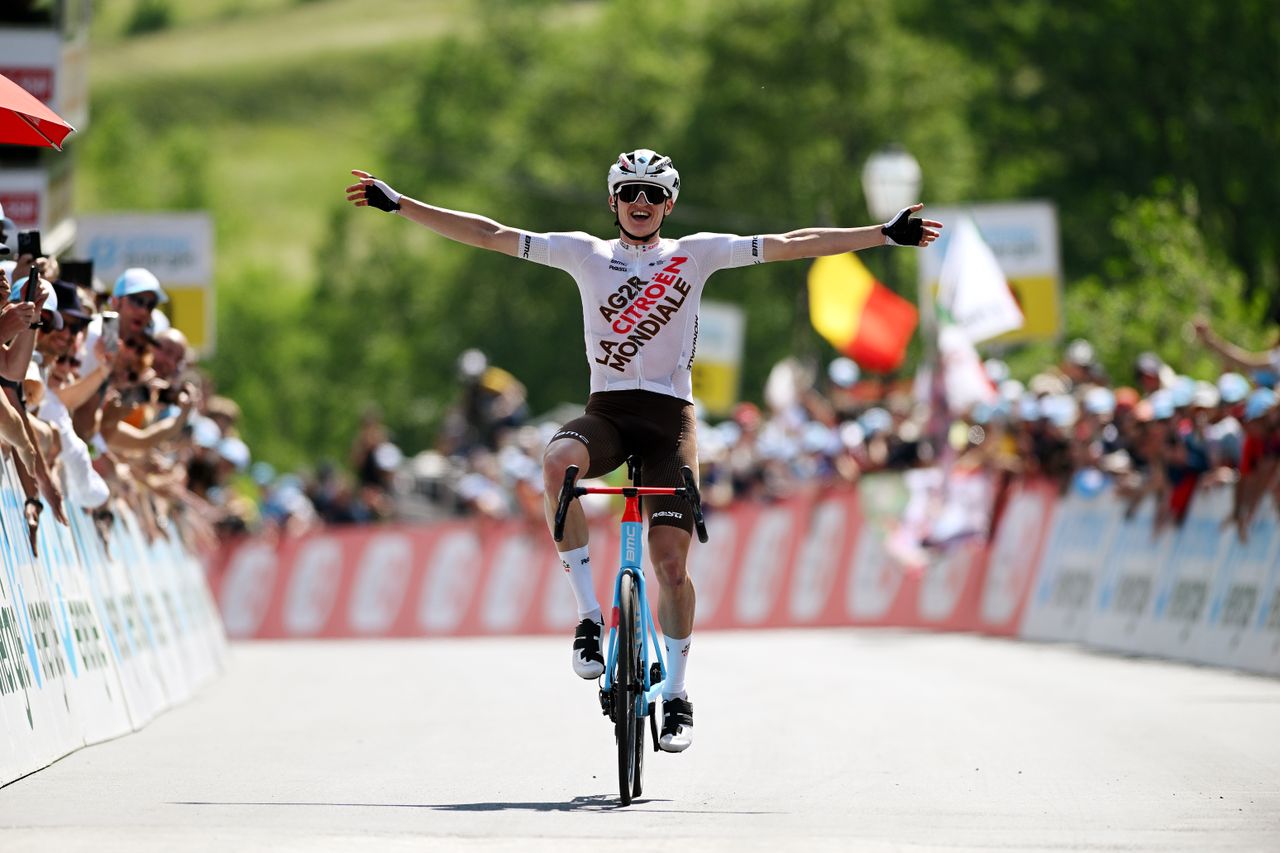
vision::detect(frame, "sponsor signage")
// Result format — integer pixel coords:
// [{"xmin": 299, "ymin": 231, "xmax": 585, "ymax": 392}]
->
[
  {"xmin": 0, "ymin": 456, "xmax": 226, "ymax": 786},
  {"xmin": 918, "ymin": 201, "xmax": 1062, "ymax": 344},
  {"xmin": 75, "ymin": 213, "xmax": 216, "ymax": 352},
  {"xmin": 690, "ymin": 300, "xmax": 746, "ymax": 417},
  {"xmin": 208, "ymin": 475, "xmax": 1278, "ymax": 678}
]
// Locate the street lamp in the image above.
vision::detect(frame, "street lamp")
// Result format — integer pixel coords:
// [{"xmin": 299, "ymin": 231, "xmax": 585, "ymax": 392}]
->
[
  {"xmin": 861, "ymin": 145, "xmax": 932, "ymax": 367},
  {"xmin": 861, "ymin": 145, "xmax": 922, "ymax": 223}
]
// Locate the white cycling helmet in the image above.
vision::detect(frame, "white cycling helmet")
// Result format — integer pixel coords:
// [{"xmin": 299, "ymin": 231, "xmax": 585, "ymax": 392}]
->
[{"xmin": 607, "ymin": 149, "xmax": 680, "ymax": 203}]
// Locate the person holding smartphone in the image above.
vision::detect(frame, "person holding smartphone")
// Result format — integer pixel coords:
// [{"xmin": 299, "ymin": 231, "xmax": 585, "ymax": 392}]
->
[{"xmin": 347, "ymin": 149, "xmax": 941, "ymax": 752}]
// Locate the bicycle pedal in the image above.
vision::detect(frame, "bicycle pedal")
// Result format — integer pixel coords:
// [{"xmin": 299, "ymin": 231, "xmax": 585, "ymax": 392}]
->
[{"xmin": 599, "ymin": 687, "xmax": 613, "ymax": 720}]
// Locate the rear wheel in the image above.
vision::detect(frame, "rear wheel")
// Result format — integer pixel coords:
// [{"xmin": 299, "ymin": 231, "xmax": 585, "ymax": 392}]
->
[{"xmin": 615, "ymin": 572, "xmax": 640, "ymax": 805}]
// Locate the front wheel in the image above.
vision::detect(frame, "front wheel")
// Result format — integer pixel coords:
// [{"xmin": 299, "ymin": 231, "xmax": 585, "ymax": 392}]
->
[{"xmin": 615, "ymin": 571, "xmax": 641, "ymax": 805}]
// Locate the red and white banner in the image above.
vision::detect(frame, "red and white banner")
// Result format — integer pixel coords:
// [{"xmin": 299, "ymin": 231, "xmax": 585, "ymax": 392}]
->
[{"xmin": 210, "ymin": 475, "xmax": 1055, "ymax": 641}]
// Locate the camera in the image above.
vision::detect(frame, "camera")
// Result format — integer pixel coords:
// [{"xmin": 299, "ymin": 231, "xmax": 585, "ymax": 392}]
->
[
  {"xmin": 119, "ymin": 384, "xmax": 150, "ymax": 408},
  {"xmin": 17, "ymin": 229, "xmax": 42, "ymax": 259}
]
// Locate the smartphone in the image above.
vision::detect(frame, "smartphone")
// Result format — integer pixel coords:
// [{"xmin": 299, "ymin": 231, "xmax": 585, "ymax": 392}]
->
[
  {"xmin": 22, "ymin": 267, "xmax": 40, "ymax": 304},
  {"xmin": 100, "ymin": 311, "xmax": 120, "ymax": 355},
  {"xmin": 60, "ymin": 259, "xmax": 94, "ymax": 289},
  {"xmin": 119, "ymin": 384, "xmax": 149, "ymax": 408},
  {"xmin": 17, "ymin": 230, "xmax": 42, "ymax": 259}
]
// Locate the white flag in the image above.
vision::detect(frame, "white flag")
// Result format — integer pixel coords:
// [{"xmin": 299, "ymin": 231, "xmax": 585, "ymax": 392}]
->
[
  {"xmin": 937, "ymin": 216, "xmax": 1024, "ymax": 344},
  {"xmin": 939, "ymin": 323, "xmax": 997, "ymax": 413}
]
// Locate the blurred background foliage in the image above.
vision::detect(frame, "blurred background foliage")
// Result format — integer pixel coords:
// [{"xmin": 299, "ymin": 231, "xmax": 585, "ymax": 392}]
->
[{"xmin": 77, "ymin": 0, "xmax": 1278, "ymax": 470}]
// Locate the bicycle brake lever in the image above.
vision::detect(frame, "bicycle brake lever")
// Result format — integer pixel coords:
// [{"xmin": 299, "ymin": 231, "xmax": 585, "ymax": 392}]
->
[
  {"xmin": 553, "ymin": 465, "xmax": 579, "ymax": 542},
  {"xmin": 679, "ymin": 466, "xmax": 709, "ymax": 544}
]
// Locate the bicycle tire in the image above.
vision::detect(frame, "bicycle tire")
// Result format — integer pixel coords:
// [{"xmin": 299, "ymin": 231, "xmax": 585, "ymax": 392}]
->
[{"xmin": 616, "ymin": 571, "xmax": 640, "ymax": 805}]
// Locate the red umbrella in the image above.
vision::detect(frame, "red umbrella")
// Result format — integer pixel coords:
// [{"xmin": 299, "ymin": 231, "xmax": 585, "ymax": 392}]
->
[{"xmin": 0, "ymin": 72, "xmax": 75, "ymax": 150}]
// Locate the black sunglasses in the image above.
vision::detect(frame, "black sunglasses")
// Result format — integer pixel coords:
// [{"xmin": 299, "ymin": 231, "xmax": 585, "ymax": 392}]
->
[
  {"xmin": 615, "ymin": 183, "xmax": 669, "ymax": 204},
  {"xmin": 56, "ymin": 354, "xmax": 82, "ymax": 368},
  {"xmin": 124, "ymin": 338, "xmax": 151, "ymax": 353},
  {"xmin": 125, "ymin": 293, "xmax": 159, "ymax": 311}
]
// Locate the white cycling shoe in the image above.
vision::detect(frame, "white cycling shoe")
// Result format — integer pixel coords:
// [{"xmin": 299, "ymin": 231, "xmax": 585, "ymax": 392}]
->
[
  {"xmin": 658, "ymin": 695, "xmax": 693, "ymax": 753},
  {"xmin": 572, "ymin": 617, "xmax": 605, "ymax": 679}
]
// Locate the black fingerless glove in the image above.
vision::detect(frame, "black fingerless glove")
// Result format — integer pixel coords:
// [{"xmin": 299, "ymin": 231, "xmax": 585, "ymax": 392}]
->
[
  {"xmin": 365, "ymin": 178, "xmax": 402, "ymax": 213},
  {"xmin": 882, "ymin": 206, "xmax": 923, "ymax": 246}
]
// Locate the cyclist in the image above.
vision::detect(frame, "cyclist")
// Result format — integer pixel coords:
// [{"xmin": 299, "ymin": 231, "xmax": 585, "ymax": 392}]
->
[{"xmin": 346, "ymin": 150, "xmax": 940, "ymax": 752}]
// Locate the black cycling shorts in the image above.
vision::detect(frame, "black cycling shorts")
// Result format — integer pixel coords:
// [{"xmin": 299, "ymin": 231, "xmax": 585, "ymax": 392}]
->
[{"xmin": 550, "ymin": 390, "xmax": 697, "ymax": 533}]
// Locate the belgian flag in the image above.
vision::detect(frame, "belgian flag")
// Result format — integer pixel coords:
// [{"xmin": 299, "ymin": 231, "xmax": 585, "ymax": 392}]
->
[{"xmin": 807, "ymin": 253, "xmax": 917, "ymax": 373}]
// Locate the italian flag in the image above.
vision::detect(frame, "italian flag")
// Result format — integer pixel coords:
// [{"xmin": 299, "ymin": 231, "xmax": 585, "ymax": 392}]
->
[{"xmin": 807, "ymin": 252, "xmax": 917, "ymax": 373}]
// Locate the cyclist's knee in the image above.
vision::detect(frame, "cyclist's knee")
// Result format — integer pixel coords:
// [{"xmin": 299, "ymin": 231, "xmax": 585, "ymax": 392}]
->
[
  {"xmin": 649, "ymin": 528, "xmax": 691, "ymax": 588},
  {"xmin": 653, "ymin": 555, "xmax": 689, "ymax": 589},
  {"xmin": 542, "ymin": 439, "xmax": 589, "ymax": 491}
]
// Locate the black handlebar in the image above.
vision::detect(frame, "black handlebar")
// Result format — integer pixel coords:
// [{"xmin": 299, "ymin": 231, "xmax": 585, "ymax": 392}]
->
[
  {"xmin": 680, "ymin": 465, "xmax": 709, "ymax": 544},
  {"xmin": 552, "ymin": 463, "xmax": 709, "ymax": 544},
  {"xmin": 553, "ymin": 465, "xmax": 582, "ymax": 542}
]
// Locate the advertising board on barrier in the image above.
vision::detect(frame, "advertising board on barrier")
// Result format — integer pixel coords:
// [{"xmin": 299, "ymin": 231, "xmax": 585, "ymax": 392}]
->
[
  {"xmin": 210, "ymin": 473, "xmax": 1277, "ymax": 677},
  {"xmin": 1022, "ymin": 483, "xmax": 1120, "ymax": 644},
  {"xmin": 1086, "ymin": 502, "xmax": 1177, "ymax": 652},
  {"xmin": 210, "ymin": 473, "xmax": 1052, "ymax": 641},
  {"xmin": 1199, "ymin": 498, "xmax": 1280, "ymax": 674},
  {"xmin": 1138, "ymin": 488, "xmax": 1232, "ymax": 659},
  {"xmin": 0, "ymin": 457, "xmax": 227, "ymax": 787}
]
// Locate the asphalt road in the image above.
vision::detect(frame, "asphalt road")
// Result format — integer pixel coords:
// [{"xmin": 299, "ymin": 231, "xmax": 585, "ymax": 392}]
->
[{"xmin": 2, "ymin": 629, "xmax": 1278, "ymax": 852}]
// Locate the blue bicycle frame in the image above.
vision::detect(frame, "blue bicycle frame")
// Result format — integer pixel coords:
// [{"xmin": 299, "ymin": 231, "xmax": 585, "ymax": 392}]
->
[{"xmin": 601, "ymin": 494, "xmax": 667, "ymax": 718}]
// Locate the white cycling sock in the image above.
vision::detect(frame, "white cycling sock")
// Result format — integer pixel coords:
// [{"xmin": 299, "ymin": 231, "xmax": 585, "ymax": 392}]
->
[
  {"xmin": 559, "ymin": 545, "xmax": 600, "ymax": 621},
  {"xmin": 662, "ymin": 633, "xmax": 691, "ymax": 699}
]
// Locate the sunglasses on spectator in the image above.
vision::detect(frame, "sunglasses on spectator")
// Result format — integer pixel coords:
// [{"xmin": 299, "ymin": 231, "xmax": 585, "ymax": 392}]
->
[
  {"xmin": 125, "ymin": 293, "xmax": 159, "ymax": 311},
  {"xmin": 124, "ymin": 338, "xmax": 151, "ymax": 353},
  {"xmin": 63, "ymin": 317, "xmax": 89, "ymax": 334},
  {"xmin": 56, "ymin": 354, "xmax": 81, "ymax": 368},
  {"xmin": 614, "ymin": 184, "xmax": 669, "ymax": 204}
]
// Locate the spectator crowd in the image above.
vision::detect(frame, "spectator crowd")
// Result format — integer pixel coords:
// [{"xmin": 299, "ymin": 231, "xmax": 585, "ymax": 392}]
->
[
  {"xmin": 0, "ymin": 204, "xmax": 253, "ymax": 559},
  {"xmin": 376, "ymin": 329, "xmax": 1278, "ymax": 548},
  {"xmin": 10, "ymin": 202, "xmax": 1270, "ymax": 562}
]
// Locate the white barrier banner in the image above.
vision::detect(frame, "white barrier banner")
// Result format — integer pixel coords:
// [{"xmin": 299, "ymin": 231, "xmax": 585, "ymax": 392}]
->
[
  {"xmin": 0, "ymin": 457, "xmax": 227, "ymax": 786},
  {"xmin": 1019, "ymin": 479, "xmax": 1280, "ymax": 675}
]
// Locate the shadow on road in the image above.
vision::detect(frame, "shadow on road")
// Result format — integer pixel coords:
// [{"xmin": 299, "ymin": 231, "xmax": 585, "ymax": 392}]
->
[{"xmin": 172, "ymin": 796, "xmax": 778, "ymax": 815}]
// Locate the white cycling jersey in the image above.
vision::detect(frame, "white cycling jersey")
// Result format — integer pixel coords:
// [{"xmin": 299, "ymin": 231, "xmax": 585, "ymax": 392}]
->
[{"xmin": 515, "ymin": 231, "xmax": 765, "ymax": 401}]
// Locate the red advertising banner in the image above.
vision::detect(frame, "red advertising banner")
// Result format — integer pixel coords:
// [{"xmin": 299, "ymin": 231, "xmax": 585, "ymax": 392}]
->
[{"xmin": 210, "ymin": 476, "xmax": 1055, "ymax": 640}]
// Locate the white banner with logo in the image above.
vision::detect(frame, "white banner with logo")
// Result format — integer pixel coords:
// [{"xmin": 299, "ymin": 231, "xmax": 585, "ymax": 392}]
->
[{"xmin": 0, "ymin": 458, "xmax": 227, "ymax": 786}]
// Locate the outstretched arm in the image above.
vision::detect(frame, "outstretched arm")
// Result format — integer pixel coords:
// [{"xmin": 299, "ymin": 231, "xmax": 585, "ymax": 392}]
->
[
  {"xmin": 763, "ymin": 203, "xmax": 942, "ymax": 262},
  {"xmin": 346, "ymin": 170, "xmax": 523, "ymax": 257},
  {"xmin": 1192, "ymin": 318, "xmax": 1274, "ymax": 372}
]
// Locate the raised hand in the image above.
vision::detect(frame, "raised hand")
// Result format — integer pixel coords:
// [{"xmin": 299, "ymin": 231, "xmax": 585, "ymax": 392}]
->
[
  {"xmin": 882, "ymin": 203, "xmax": 943, "ymax": 247},
  {"xmin": 346, "ymin": 169, "xmax": 402, "ymax": 212}
]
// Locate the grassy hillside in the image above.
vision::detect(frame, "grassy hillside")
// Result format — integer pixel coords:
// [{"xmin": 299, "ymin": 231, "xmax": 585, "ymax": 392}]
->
[
  {"xmin": 76, "ymin": 1, "xmax": 603, "ymax": 467},
  {"xmin": 80, "ymin": 1, "xmax": 604, "ymax": 278}
]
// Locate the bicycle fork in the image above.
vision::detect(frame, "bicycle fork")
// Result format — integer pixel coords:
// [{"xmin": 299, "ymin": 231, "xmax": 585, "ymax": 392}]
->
[{"xmin": 601, "ymin": 511, "xmax": 668, "ymax": 725}]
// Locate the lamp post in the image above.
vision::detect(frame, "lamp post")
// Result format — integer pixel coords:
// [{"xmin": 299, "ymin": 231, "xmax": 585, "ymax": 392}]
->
[
  {"xmin": 860, "ymin": 146, "xmax": 931, "ymax": 367},
  {"xmin": 861, "ymin": 145, "xmax": 922, "ymax": 225}
]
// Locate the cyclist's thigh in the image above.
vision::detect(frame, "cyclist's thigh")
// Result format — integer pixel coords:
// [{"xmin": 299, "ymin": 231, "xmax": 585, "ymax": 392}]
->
[
  {"xmin": 550, "ymin": 413, "xmax": 629, "ymax": 480},
  {"xmin": 642, "ymin": 404, "xmax": 697, "ymax": 535}
]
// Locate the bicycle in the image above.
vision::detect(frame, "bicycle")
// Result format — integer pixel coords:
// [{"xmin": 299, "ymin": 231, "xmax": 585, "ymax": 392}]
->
[{"xmin": 553, "ymin": 457, "xmax": 708, "ymax": 806}]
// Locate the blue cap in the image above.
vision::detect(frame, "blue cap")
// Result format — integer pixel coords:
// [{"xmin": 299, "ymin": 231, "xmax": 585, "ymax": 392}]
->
[
  {"xmin": 1083, "ymin": 386, "xmax": 1116, "ymax": 416},
  {"xmin": 1244, "ymin": 388, "xmax": 1276, "ymax": 421},
  {"xmin": 828, "ymin": 357, "xmax": 859, "ymax": 388},
  {"xmin": 8, "ymin": 273, "xmax": 63, "ymax": 329},
  {"xmin": 113, "ymin": 268, "xmax": 169, "ymax": 304},
  {"xmin": 1149, "ymin": 389, "xmax": 1175, "ymax": 420},
  {"xmin": 859, "ymin": 407, "xmax": 893, "ymax": 435},
  {"xmin": 1218, "ymin": 372, "xmax": 1250, "ymax": 404},
  {"xmin": 1170, "ymin": 375, "xmax": 1196, "ymax": 408}
]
